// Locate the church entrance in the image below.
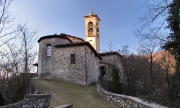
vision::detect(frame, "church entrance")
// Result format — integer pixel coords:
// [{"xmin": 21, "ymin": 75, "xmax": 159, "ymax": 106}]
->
[
  {"xmin": 100, "ymin": 66, "xmax": 106, "ymax": 77},
  {"xmin": 0, "ymin": 92, "xmax": 5, "ymax": 106}
]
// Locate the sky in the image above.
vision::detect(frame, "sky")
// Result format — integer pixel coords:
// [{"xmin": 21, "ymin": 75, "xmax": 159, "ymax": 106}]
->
[{"xmin": 9, "ymin": 0, "xmax": 147, "ymax": 53}]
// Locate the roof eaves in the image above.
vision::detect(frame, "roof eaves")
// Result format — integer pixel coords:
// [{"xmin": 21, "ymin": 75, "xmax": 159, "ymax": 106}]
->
[
  {"xmin": 99, "ymin": 52, "xmax": 123, "ymax": 58},
  {"xmin": 37, "ymin": 34, "xmax": 73, "ymax": 43},
  {"xmin": 54, "ymin": 42, "xmax": 102, "ymax": 60}
]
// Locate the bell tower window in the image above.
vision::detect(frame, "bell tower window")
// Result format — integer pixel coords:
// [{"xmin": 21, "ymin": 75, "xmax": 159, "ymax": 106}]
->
[
  {"xmin": 96, "ymin": 23, "xmax": 99, "ymax": 33},
  {"xmin": 88, "ymin": 22, "xmax": 93, "ymax": 35}
]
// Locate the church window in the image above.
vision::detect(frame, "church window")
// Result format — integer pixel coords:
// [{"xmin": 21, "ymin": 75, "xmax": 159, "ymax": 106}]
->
[
  {"xmin": 47, "ymin": 45, "xmax": 51, "ymax": 56},
  {"xmin": 100, "ymin": 66, "xmax": 106, "ymax": 77},
  {"xmin": 96, "ymin": 24, "xmax": 99, "ymax": 32},
  {"xmin": 97, "ymin": 28, "xmax": 99, "ymax": 32},
  {"xmin": 71, "ymin": 54, "xmax": 76, "ymax": 64},
  {"xmin": 88, "ymin": 22, "xmax": 93, "ymax": 35}
]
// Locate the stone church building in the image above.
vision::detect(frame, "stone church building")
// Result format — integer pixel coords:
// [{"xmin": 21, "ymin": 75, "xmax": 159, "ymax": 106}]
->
[{"xmin": 38, "ymin": 12, "xmax": 123, "ymax": 85}]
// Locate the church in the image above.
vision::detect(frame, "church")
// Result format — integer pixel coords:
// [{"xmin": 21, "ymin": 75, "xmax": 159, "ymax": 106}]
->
[{"xmin": 37, "ymin": 12, "xmax": 123, "ymax": 85}]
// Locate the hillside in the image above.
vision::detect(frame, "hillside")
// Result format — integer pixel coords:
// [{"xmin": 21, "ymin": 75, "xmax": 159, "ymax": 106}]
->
[
  {"xmin": 153, "ymin": 50, "xmax": 176, "ymax": 75},
  {"xmin": 32, "ymin": 79, "xmax": 120, "ymax": 108}
]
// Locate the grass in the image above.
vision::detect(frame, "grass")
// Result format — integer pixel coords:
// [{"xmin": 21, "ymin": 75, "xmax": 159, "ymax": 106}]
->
[{"xmin": 32, "ymin": 79, "xmax": 120, "ymax": 108}]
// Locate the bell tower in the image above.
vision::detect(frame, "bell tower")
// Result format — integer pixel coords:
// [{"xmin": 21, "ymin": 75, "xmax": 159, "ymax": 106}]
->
[{"xmin": 84, "ymin": 11, "xmax": 101, "ymax": 53}]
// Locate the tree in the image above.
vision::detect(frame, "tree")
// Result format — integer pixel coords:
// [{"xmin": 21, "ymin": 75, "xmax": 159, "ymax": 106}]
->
[
  {"xmin": 0, "ymin": 0, "xmax": 20, "ymax": 47},
  {"xmin": 118, "ymin": 45, "xmax": 130, "ymax": 55},
  {"xmin": 123, "ymin": 54, "xmax": 142, "ymax": 96},
  {"xmin": 18, "ymin": 24, "xmax": 37, "ymax": 94},
  {"xmin": 163, "ymin": 0, "xmax": 180, "ymax": 63},
  {"xmin": 138, "ymin": 0, "xmax": 171, "ymax": 32},
  {"xmin": 137, "ymin": 0, "xmax": 180, "ymax": 106},
  {"xmin": 18, "ymin": 25, "xmax": 37, "ymax": 72},
  {"xmin": 163, "ymin": 0, "xmax": 180, "ymax": 105},
  {"xmin": 111, "ymin": 66, "xmax": 123, "ymax": 94},
  {"xmin": 0, "ymin": 0, "xmax": 38, "ymax": 105},
  {"xmin": 0, "ymin": 0, "xmax": 21, "ymax": 81},
  {"xmin": 135, "ymin": 27, "xmax": 165, "ymax": 94},
  {"xmin": 108, "ymin": 41, "xmax": 115, "ymax": 52},
  {"xmin": 0, "ymin": 24, "xmax": 37, "ymax": 104}
]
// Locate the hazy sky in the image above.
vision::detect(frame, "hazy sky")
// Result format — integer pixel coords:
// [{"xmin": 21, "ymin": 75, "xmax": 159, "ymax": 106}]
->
[{"xmin": 9, "ymin": 0, "xmax": 147, "ymax": 52}]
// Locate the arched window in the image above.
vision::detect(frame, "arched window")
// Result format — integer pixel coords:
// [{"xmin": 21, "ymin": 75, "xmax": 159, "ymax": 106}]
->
[
  {"xmin": 100, "ymin": 66, "xmax": 106, "ymax": 77},
  {"xmin": 88, "ymin": 22, "xmax": 93, "ymax": 35},
  {"xmin": 47, "ymin": 44, "xmax": 51, "ymax": 56}
]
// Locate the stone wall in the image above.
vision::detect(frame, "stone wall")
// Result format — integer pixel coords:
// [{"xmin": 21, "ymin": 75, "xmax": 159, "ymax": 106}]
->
[
  {"xmin": 52, "ymin": 44, "xmax": 100, "ymax": 85},
  {"xmin": 54, "ymin": 104, "xmax": 73, "ymax": 108},
  {"xmin": 100, "ymin": 53, "xmax": 124, "ymax": 80},
  {"xmin": 85, "ymin": 46, "xmax": 100, "ymax": 85},
  {"xmin": 100, "ymin": 54, "xmax": 123, "ymax": 73},
  {"xmin": 97, "ymin": 80, "xmax": 167, "ymax": 108},
  {"xmin": 38, "ymin": 37, "xmax": 71, "ymax": 78},
  {"xmin": 52, "ymin": 45, "xmax": 86, "ymax": 85},
  {"xmin": 0, "ymin": 94, "xmax": 51, "ymax": 108},
  {"xmin": 38, "ymin": 35, "xmax": 100, "ymax": 85}
]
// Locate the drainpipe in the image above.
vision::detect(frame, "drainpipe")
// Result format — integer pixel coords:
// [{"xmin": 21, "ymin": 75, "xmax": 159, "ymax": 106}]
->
[{"xmin": 85, "ymin": 45, "xmax": 87, "ymax": 85}]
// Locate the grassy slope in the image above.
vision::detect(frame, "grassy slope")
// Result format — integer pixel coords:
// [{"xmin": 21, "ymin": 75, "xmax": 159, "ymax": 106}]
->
[{"xmin": 32, "ymin": 79, "xmax": 120, "ymax": 108}]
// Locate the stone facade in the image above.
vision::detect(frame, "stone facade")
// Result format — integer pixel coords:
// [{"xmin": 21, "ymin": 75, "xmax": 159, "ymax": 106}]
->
[
  {"xmin": 52, "ymin": 45, "xmax": 86, "ymax": 85},
  {"xmin": 99, "ymin": 52, "xmax": 124, "ymax": 81},
  {"xmin": 85, "ymin": 46, "xmax": 100, "ymax": 85},
  {"xmin": 38, "ymin": 33, "xmax": 101, "ymax": 85},
  {"xmin": 37, "ymin": 12, "xmax": 124, "ymax": 86},
  {"xmin": 37, "ymin": 34, "xmax": 124, "ymax": 85},
  {"xmin": 38, "ymin": 34, "xmax": 72, "ymax": 79}
]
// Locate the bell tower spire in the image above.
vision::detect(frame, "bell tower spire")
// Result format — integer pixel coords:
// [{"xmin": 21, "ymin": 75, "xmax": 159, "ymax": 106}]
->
[{"xmin": 84, "ymin": 11, "xmax": 101, "ymax": 53}]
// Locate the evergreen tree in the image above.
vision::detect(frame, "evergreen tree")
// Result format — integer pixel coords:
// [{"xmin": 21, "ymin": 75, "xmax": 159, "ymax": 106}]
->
[
  {"xmin": 111, "ymin": 66, "xmax": 123, "ymax": 94},
  {"xmin": 164, "ymin": 0, "xmax": 180, "ymax": 61},
  {"xmin": 163, "ymin": 0, "xmax": 180, "ymax": 106}
]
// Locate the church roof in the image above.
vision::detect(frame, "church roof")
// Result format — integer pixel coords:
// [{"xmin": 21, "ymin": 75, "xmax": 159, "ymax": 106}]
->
[
  {"xmin": 54, "ymin": 42, "xmax": 102, "ymax": 60},
  {"xmin": 84, "ymin": 11, "xmax": 101, "ymax": 21},
  {"xmin": 64, "ymin": 34, "xmax": 84, "ymax": 42},
  {"xmin": 38, "ymin": 33, "xmax": 84, "ymax": 43},
  {"xmin": 38, "ymin": 34, "xmax": 72, "ymax": 43},
  {"xmin": 89, "ymin": 11, "xmax": 94, "ymax": 16},
  {"xmin": 99, "ymin": 52, "xmax": 123, "ymax": 58}
]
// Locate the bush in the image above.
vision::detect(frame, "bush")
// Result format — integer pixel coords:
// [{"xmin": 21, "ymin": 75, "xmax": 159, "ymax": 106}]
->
[
  {"xmin": 111, "ymin": 66, "xmax": 123, "ymax": 94},
  {"xmin": 100, "ymin": 66, "xmax": 123, "ymax": 94},
  {"xmin": 1, "ymin": 76, "xmax": 26, "ymax": 105}
]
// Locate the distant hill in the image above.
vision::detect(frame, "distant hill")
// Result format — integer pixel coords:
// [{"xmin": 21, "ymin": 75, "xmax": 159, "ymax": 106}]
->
[
  {"xmin": 153, "ymin": 50, "xmax": 176, "ymax": 75},
  {"xmin": 122, "ymin": 50, "xmax": 176, "ymax": 75}
]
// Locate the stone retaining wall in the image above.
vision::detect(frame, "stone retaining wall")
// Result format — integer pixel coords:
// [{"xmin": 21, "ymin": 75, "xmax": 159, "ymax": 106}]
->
[
  {"xmin": 97, "ymin": 80, "xmax": 167, "ymax": 108},
  {"xmin": 54, "ymin": 104, "xmax": 73, "ymax": 108},
  {"xmin": 0, "ymin": 94, "xmax": 51, "ymax": 108}
]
